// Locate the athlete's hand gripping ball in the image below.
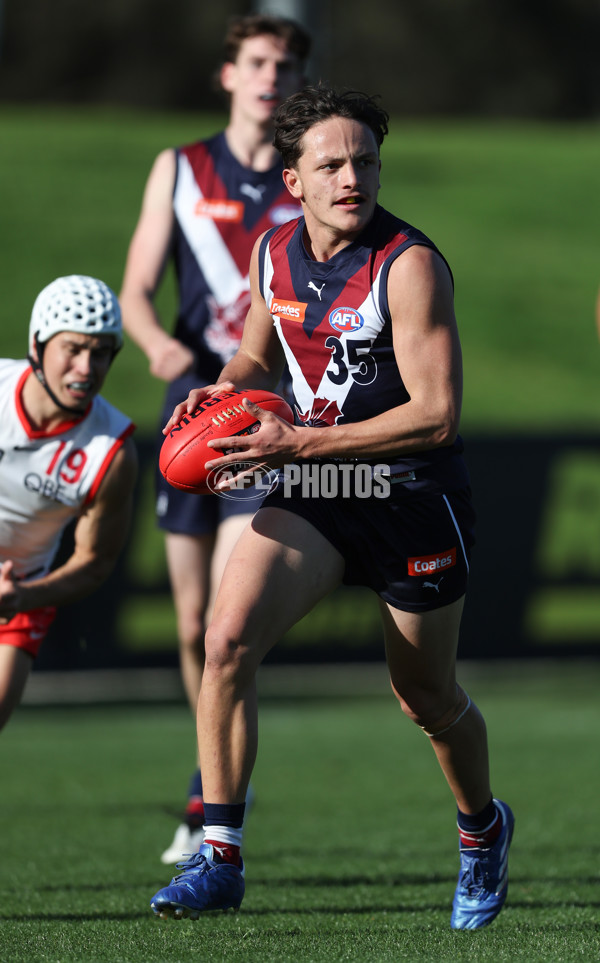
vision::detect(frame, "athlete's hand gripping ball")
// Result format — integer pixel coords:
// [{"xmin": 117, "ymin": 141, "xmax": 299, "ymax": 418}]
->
[{"xmin": 159, "ymin": 388, "xmax": 294, "ymax": 494}]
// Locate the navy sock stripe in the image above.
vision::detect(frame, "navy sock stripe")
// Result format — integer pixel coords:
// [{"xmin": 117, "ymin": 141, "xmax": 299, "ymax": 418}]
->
[
  {"xmin": 457, "ymin": 798, "xmax": 497, "ymax": 833},
  {"xmin": 203, "ymin": 802, "xmax": 246, "ymax": 828}
]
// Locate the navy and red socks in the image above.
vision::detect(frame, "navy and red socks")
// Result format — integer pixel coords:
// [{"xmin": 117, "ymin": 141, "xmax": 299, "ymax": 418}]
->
[
  {"xmin": 457, "ymin": 798, "xmax": 502, "ymax": 849},
  {"xmin": 203, "ymin": 802, "xmax": 246, "ymax": 867}
]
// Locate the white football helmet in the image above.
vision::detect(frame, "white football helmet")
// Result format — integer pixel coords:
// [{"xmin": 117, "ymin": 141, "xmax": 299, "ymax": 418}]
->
[{"xmin": 29, "ymin": 275, "xmax": 123, "ymax": 354}]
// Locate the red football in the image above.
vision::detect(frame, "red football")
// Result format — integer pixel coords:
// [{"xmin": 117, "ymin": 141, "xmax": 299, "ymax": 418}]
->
[{"xmin": 159, "ymin": 388, "xmax": 294, "ymax": 494}]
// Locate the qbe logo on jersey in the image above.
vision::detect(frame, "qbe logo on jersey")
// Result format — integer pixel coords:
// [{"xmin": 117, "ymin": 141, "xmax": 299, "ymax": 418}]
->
[{"xmin": 329, "ymin": 307, "xmax": 364, "ymax": 333}]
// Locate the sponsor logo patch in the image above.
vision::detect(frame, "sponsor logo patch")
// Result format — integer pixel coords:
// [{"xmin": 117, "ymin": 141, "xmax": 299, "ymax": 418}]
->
[
  {"xmin": 194, "ymin": 199, "xmax": 244, "ymax": 222},
  {"xmin": 269, "ymin": 203, "xmax": 302, "ymax": 225},
  {"xmin": 270, "ymin": 298, "xmax": 307, "ymax": 323},
  {"xmin": 329, "ymin": 307, "xmax": 364, "ymax": 333},
  {"xmin": 408, "ymin": 548, "xmax": 457, "ymax": 576}
]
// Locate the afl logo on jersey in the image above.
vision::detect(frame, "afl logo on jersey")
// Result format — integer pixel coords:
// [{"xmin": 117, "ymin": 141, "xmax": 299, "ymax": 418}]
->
[
  {"xmin": 269, "ymin": 204, "xmax": 302, "ymax": 225},
  {"xmin": 329, "ymin": 307, "xmax": 364, "ymax": 333}
]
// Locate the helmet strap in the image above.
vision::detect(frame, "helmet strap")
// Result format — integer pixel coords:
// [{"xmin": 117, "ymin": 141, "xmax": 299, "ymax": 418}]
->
[{"xmin": 27, "ymin": 337, "xmax": 88, "ymax": 415}]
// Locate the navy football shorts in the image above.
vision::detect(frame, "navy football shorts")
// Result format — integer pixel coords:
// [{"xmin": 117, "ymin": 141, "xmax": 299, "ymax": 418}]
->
[
  {"xmin": 155, "ymin": 373, "xmax": 264, "ymax": 536},
  {"xmin": 262, "ymin": 478, "xmax": 476, "ymax": 612}
]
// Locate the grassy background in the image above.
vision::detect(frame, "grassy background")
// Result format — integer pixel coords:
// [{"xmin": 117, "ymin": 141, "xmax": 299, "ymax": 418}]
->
[
  {"xmin": 2, "ymin": 106, "xmax": 599, "ymax": 434},
  {"xmin": 2, "ymin": 104, "xmax": 600, "ymax": 656},
  {"xmin": 1, "ymin": 661, "xmax": 599, "ymax": 961}
]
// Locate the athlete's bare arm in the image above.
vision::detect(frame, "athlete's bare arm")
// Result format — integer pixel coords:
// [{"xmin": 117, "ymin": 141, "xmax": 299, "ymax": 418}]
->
[
  {"xmin": 120, "ymin": 150, "xmax": 194, "ymax": 382},
  {"xmin": 0, "ymin": 439, "xmax": 138, "ymax": 621},
  {"xmin": 168, "ymin": 240, "xmax": 462, "ymax": 468},
  {"xmin": 386, "ymin": 245, "xmax": 462, "ymax": 448}
]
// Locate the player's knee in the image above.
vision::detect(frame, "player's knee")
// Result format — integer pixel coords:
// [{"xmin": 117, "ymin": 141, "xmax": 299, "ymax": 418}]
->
[
  {"xmin": 203, "ymin": 618, "xmax": 254, "ymax": 684},
  {"xmin": 394, "ymin": 682, "xmax": 471, "ymax": 737},
  {"xmin": 176, "ymin": 610, "xmax": 206, "ymax": 655}
]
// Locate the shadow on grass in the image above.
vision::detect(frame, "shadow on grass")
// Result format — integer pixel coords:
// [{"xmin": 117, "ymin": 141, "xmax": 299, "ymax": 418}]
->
[
  {"xmin": 34, "ymin": 871, "xmax": 600, "ymax": 892},
  {"xmin": 0, "ymin": 912, "xmax": 150, "ymax": 922},
  {"xmin": 35, "ymin": 872, "xmax": 456, "ymax": 893},
  {"xmin": 4, "ymin": 893, "xmax": 600, "ymax": 925},
  {"xmin": 0, "ymin": 903, "xmax": 453, "ymax": 922}
]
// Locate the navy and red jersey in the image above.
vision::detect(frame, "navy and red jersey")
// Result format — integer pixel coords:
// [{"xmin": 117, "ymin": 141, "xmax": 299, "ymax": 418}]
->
[
  {"xmin": 258, "ymin": 204, "xmax": 468, "ymax": 492},
  {"xmin": 171, "ymin": 132, "xmax": 302, "ymax": 381}
]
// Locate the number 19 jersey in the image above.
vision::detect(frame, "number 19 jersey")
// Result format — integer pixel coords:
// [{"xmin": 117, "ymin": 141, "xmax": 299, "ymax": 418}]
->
[{"xmin": 0, "ymin": 360, "xmax": 135, "ymax": 580}]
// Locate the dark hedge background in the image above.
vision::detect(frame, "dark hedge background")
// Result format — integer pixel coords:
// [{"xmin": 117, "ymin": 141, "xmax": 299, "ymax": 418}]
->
[{"xmin": 1, "ymin": 0, "xmax": 599, "ymax": 117}]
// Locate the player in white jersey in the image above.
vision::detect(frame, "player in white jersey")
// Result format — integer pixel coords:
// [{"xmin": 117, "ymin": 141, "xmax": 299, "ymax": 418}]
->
[
  {"xmin": 0, "ymin": 276, "xmax": 137, "ymax": 732},
  {"xmin": 120, "ymin": 14, "xmax": 310, "ymax": 863}
]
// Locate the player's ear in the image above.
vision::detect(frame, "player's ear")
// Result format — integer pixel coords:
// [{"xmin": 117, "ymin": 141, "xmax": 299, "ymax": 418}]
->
[
  {"xmin": 220, "ymin": 61, "xmax": 235, "ymax": 94},
  {"xmin": 283, "ymin": 167, "xmax": 303, "ymax": 200}
]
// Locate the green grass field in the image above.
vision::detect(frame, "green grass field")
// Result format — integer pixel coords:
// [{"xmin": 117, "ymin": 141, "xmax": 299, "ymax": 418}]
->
[
  {"xmin": 2, "ymin": 106, "xmax": 599, "ymax": 433},
  {"xmin": 2, "ymin": 107, "xmax": 600, "ymax": 960},
  {"xmin": 1, "ymin": 661, "xmax": 599, "ymax": 962}
]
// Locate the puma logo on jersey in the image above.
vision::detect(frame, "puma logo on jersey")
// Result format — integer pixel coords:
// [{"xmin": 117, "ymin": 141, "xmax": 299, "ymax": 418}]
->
[
  {"xmin": 240, "ymin": 183, "xmax": 266, "ymax": 204},
  {"xmin": 308, "ymin": 281, "xmax": 326, "ymax": 300},
  {"xmin": 423, "ymin": 578, "xmax": 444, "ymax": 592}
]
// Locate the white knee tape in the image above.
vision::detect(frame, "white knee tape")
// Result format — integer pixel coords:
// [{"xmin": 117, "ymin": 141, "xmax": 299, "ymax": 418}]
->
[{"xmin": 419, "ymin": 686, "xmax": 471, "ymax": 737}]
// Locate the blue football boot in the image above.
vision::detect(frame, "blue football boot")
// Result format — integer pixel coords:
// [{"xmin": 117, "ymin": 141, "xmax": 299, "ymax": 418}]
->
[
  {"xmin": 451, "ymin": 799, "xmax": 514, "ymax": 930},
  {"xmin": 151, "ymin": 843, "xmax": 245, "ymax": 919}
]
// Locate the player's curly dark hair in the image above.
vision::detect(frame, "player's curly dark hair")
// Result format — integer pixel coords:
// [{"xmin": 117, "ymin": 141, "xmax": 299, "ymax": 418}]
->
[{"xmin": 273, "ymin": 83, "xmax": 389, "ymax": 169}]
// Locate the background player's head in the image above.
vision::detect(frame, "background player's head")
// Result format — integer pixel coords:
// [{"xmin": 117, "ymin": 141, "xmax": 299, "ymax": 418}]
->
[
  {"xmin": 216, "ymin": 14, "xmax": 311, "ymax": 123},
  {"xmin": 221, "ymin": 14, "xmax": 311, "ymax": 70},
  {"xmin": 28, "ymin": 275, "xmax": 123, "ymax": 412},
  {"xmin": 273, "ymin": 84, "xmax": 389, "ymax": 169}
]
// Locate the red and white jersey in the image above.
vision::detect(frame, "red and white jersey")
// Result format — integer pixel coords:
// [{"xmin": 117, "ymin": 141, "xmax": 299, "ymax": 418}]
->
[{"xmin": 0, "ymin": 360, "xmax": 135, "ymax": 580}]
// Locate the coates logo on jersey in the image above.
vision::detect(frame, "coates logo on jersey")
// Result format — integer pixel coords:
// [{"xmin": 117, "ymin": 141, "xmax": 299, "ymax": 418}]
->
[
  {"xmin": 269, "ymin": 204, "xmax": 302, "ymax": 225},
  {"xmin": 329, "ymin": 307, "xmax": 364, "ymax": 333},
  {"xmin": 270, "ymin": 298, "xmax": 307, "ymax": 324},
  {"xmin": 194, "ymin": 199, "xmax": 244, "ymax": 223},
  {"xmin": 407, "ymin": 548, "xmax": 457, "ymax": 576}
]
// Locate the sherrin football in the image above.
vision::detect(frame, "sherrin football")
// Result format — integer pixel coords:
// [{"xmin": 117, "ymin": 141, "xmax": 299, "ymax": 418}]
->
[{"xmin": 159, "ymin": 388, "xmax": 294, "ymax": 494}]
